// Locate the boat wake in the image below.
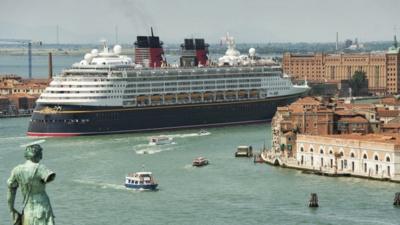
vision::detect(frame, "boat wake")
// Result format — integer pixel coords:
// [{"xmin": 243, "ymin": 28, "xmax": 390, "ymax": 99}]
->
[
  {"xmin": 157, "ymin": 131, "xmax": 211, "ymax": 139},
  {"xmin": 72, "ymin": 179, "xmax": 140, "ymax": 192},
  {"xmin": 134, "ymin": 145, "xmax": 176, "ymax": 155},
  {"xmin": 183, "ymin": 164, "xmax": 193, "ymax": 169},
  {"xmin": 0, "ymin": 136, "xmax": 29, "ymax": 141}
]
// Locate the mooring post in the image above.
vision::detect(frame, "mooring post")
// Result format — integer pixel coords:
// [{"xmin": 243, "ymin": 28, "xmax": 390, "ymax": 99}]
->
[
  {"xmin": 394, "ymin": 192, "xmax": 400, "ymax": 206},
  {"xmin": 309, "ymin": 193, "xmax": 319, "ymax": 207}
]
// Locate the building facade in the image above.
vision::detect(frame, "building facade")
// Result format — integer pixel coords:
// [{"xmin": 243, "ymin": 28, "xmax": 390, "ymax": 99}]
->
[
  {"xmin": 296, "ymin": 134, "xmax": 400, "ymax": 180},
  {"xmin": 283, "ymin": 51, "xmax": 400, "ymax": 94}
]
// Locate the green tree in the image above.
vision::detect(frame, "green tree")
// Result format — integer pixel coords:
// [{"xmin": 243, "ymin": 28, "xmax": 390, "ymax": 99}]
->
[{"xmin": 349, "ymin": 71, "xmax": 368, "ymax": 96}]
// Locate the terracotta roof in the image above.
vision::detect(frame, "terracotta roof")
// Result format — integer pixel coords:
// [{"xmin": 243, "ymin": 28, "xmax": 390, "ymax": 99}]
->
[
  {"xmin": 277, "ymin": 106, "xmax": 289, "ymax": 111},
  {"xmin": 383, "ymin": 123, "xmax": 400, "ymax": 129},
  {"xmin": 291, "ymin": 96, "xmax": 321, "ymax": 106},
  {"xmin": 315, "ymin": 133, "xmax": 400, "ymax": 145},
  {"xmin": 381, "ymin": 97, "xmax": 400, "ymax": 105},
  {"xmin": 388, "ymin": 117, "xmax": 400, "ymax": 124},
  {"xmin": 334, "ymin": 110, "xmax": 362, "ymax": 116},
  {"xmin": 283, "ymin": 131, "xmax": 295, "ymax": 136},
  {"xmin": 7, "ymin": 93, "xmax": 38, "ymax": 99},
  {"xmin": 377, "ymin": 109, "xmax": 400, "ymax": 118},
  {"xmin": 337, "ymin": 103, "xmax": 375, "ymax": 110},
  {"xmin": 338, "ymin": 116, "xmax": 369, "ymax": 123}
]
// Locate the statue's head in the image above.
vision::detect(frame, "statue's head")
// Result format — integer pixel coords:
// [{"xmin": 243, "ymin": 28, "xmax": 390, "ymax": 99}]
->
[{"xmin": 24, "ymin": 144, "xmax": 43, "ymax": 163}]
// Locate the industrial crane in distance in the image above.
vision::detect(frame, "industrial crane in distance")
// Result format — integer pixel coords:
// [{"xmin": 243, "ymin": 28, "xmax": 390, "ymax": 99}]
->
[{"xmin": 0, "ymin": 39, "xmax": 42, "ymax": 79}]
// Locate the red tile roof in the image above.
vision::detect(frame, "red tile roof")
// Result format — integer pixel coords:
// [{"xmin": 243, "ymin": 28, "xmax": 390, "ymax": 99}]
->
[
  {"xmin": 338, "ymin": 116, "xmax": 369, "ymax": 123},
  {"xmin": 377, "ymin": 109, "xmax": 400, "ymax": 118}
]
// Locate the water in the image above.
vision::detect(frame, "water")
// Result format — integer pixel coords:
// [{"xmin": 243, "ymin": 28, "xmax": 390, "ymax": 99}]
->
[
  {"xmin": 0, "ymin": 55, "xmax": 81, "ymax": 78},
  {"xmin": 0, "ymin": 118, "xmax": 399, "ymax": 225},
  {"xmin": 0, "ymin": 54, "xmax": 196, "ymax": 79}
]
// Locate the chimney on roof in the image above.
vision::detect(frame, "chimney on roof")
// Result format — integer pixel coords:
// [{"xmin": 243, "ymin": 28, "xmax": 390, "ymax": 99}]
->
[{"xmin": 48, "ymin": 52, "xmax": 53, "ymax": 80}]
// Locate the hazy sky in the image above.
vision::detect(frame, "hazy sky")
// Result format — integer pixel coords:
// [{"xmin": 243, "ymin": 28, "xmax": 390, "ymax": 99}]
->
[{"xmin": 1, "ymin": 0, "xmax": 400, "ymax": 44}]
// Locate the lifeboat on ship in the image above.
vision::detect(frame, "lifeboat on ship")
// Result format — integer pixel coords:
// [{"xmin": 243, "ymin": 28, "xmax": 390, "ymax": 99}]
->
[
  {"xmin": 190, "ymin": 92, "xmax": 202, "ymax": 101},
  {"xmin": 177, "ymin": 92, "xmax": 189, "ymax": 102},
  {"xmin": 203, "ymin": 91, "xmax": 214, "ymax": 101},
  {"xmin": 137, "ymin": 95, "xmax": 148, "ymax": 105},
  {"xmin": 225, "ymin": 90, "xmax": 237, "ymax": 99},
  {"xmin": 215, "ymin": 91, "xmax": 225, "ymax": 100},
  {"xmin": 238, "ymin": 90, "xmax": 248, "ymax": 99},
  {"xmin": 250, "ymin": 89, "xmax": 259, "ymax": 98}
]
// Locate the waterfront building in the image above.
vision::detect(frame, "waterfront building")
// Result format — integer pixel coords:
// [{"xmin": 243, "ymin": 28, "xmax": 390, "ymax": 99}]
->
[
  {"xmin": 0, "ymin": 96, "xmax": 9, "ymax": 113},
  {"xmin": 271, "ymin": 96, "xmax": 386, "ymax": 158},
  {"xmin": 296, "ymin": 133, "xmax": 400, "ymax": 181},
  {"xmin": 378, "ymin": 96, "xmax": 400, "ymax": 110},
  {"xmin": 282, "ymin": 41, "xmax": 400, "ymax": 95},
  {"xmin": 377, "ymin": 109, "xmax": 400, "ymax": 124},
  {"xmin": 7, "ymin": 93, "xmax": 38, "ymax": 112}
]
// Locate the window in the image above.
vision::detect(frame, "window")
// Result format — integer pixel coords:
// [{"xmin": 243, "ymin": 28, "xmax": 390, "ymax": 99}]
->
[
  {"xmin": 386, "ymin": 156, "xmax": 391, "ymax": 162},
  {"xmin": 320, "ymin": 149, "xmax": 324, "ymax": 154},
  {"xmin": 363, "ymin": 154, "xmax": 367, "ymax": 159},
  {"xmin": 350, "ymin": 153, "xmax": 355, "ymax": 158},
  {"xmin": 374, "ymin": 155, "xmax": 379, "ymax": 161},
  {"xmin": 300, "ymin": 147, "xmax": 304, "ymax": 152},
  {"xmin": 310, "ymin": 148, "xmax": 314, "ymax": 152}
]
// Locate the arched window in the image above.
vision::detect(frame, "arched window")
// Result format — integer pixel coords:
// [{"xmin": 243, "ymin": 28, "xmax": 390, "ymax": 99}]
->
[
  {"xmin": 386, "ymin": 156, "xmax": 391, "ymax": 162},
  {"xmin": 350, "ymin": 153, "xmax": 355, "ymax": 158},
  {"xmin": 374, "ymin": 155, "xmax": 379, "ymax": 161},
  {"xmin": 363, "ymin": 154, "xmax": 367, "ymax": 159},
  {"xmin": 300, "ymin": 147, "xmax": 304, "ymax": 152},
  {"xmin": 320, "ymin": 149, "xmax": 324, "ymax": 154},
  {"xmin": 329, "ymin": 150, "xmax": 333, "ymax": 154},
  {"xmin": 310, "ymin": 148, "xmax": 314, "ymax": 152}
]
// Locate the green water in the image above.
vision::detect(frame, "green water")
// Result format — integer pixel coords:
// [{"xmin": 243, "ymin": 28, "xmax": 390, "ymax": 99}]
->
[{"xmin": 0, "ymin": 118, "xmax": 399, "ymax": 225}]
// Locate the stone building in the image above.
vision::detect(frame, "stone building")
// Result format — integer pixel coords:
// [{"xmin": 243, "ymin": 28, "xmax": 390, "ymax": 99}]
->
[
  {"xmin": 296, "ymin": 134, "xmax": 400, "ymax": 181},
  {"xmin": 282, "ymin": 47, "xmax": 400, "ymax": 94}
]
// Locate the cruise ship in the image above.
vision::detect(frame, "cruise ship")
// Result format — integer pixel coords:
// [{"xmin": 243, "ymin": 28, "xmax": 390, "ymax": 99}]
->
[{"xmin": 27, "ymin": 32, "xmax": 309, "ymax": 136}]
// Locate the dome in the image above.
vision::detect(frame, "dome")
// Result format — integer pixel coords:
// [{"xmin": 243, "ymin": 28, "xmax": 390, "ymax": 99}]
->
[
  {"xmin": 91, "ymin": 49, "xmax": 99, "ymax": 56},
  {"xmin": 249, "ymin": 48, "xmax": 256, "ymax": 56},
  {"xmin": 113, "ymin": 45, "xmax": 122, "ymax": 55}
]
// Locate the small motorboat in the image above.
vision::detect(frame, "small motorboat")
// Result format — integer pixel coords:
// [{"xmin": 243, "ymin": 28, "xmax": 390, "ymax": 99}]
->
[
  {"xmin": 192, "ymin": 157, "xmax": 209, "ymax": 167},
  {"xmin": 148, "ymin": 135, "xmax": 173, "ymax": 145},
  {"xmin": 198, "ymin": 129, "xmax": 210, "ymax": 136},
  {"xmin": 125, "ymin": 172, "xmax": 158, "ymax": 190},
  {"xmin": 235, "ymin": 145, "xmax": 253, "ymax": 157}
]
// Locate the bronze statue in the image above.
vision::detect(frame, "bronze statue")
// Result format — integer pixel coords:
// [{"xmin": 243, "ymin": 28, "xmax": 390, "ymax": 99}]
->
[{"xmin": 7, "ymin": 144, "xmax": 56, "ymax": 225}]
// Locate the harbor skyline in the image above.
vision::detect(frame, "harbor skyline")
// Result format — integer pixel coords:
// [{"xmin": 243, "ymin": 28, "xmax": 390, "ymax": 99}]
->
[{"xmin": 1, "ymin": 0, "xmax": 400, "ymax": 43}]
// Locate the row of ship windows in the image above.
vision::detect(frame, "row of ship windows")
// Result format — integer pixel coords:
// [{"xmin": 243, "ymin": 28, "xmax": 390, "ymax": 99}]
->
[
  {"xmin": 41, "ymin": 88, "xmax": 288, "ymax": 100},
  {"xmin": 134, "ymin": 79, "xmax": 262, "ymax": 87},
  {"xmin": 58, "ymin": 73, "xmax": 279, "ymax": 82},
  {"xmin": 40, "ymin": 96, "xmax": 123, "ymax": 99},
  {"xmin": 46, "ymin": 84, "xmax": 264, "ymax": 94},
  {"xmin": 44, "ymin": 84, "xmax": 265, "ymax": 95}
]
